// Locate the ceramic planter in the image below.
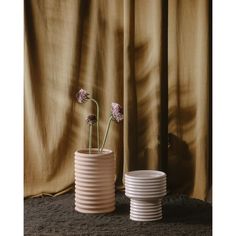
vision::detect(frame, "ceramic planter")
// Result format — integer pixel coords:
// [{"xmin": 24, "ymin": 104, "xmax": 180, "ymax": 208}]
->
[
  {"xmin": 74, "ymin": 148, "xmax": 115, "ymax": 213},
  {"xmin": 125, "ymin": 170, "xmax": 167, "ymax": 221}
]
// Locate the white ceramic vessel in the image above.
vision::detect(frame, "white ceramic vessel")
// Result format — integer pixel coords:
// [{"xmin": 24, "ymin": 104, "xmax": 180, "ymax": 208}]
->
[
  {"xmin": 125, "ymin": 170, "xmax": 167, "ymax": 221},
  {"xmin": 74, "ymin": 148, "xmax": 115, "ymax": 214}
]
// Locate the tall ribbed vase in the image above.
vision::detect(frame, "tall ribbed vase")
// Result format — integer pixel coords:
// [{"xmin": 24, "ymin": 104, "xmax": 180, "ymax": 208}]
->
[{"xmin": 74, "ymin": 149, "xmax": 115, "ymax": 213}]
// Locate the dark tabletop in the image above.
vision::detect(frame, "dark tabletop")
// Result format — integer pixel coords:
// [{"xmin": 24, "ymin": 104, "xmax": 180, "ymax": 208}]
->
[{"xmin": 24, "ymin": 191, "xmax": 212, "ymax": 236}]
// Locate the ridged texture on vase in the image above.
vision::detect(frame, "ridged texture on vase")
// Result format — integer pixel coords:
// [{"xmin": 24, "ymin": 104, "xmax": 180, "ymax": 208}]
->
[
  {"xmin": 74, "ymin": 149, "xmax": 115, "ymax": 214},
  {"xmin": 130, "ymin": 199, "xmax": 162, "ymax": 221},
  {"xmin": 125, "ymin": 170, "xmax": 167, "ymax": 222}
]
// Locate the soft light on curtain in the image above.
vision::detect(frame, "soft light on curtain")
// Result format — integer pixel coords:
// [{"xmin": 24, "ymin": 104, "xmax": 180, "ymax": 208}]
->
[{"xmin": 24, "ymin": 0, "xmax": 211, "ymax": 200}]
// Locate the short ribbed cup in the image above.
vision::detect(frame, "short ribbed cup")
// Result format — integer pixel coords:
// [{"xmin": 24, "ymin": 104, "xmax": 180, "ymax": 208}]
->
[
  {"xmin": 74, "ymin": 149, "xmax": 115, "ymax": 214},
  {"xmin": 125, "ymin": 170, "xmax": 167, "ymax": 221}
]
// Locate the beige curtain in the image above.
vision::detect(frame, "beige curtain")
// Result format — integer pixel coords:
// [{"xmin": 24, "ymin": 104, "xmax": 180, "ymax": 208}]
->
[{"xmin": 24, "ymin": 0, "xmax": 211, "ymax": 200}]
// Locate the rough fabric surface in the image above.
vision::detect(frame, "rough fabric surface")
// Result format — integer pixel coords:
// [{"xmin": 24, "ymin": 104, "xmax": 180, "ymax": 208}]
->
[
  {"xmin": 25, "ymin": 0, "xmax": 211, "ymax": 200},
  {"xmin": 24, "ymin": 191, "xmax": 212, "ymax": 235}
]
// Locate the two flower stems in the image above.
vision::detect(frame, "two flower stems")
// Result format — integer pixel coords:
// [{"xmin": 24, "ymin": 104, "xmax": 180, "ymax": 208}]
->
[{"xmin": 89, "ymin": 98, "xmax": 112, "ymax": 153}]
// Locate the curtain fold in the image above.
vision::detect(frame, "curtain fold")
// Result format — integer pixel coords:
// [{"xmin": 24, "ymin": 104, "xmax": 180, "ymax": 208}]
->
[{"xmin": 24, "ymin": 0, "xmax": 211, "ymax": 200}]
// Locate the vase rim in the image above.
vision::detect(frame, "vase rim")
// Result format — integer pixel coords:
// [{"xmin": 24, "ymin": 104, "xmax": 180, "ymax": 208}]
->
[
  {"xmin": 125, "ymin": 170, "xmax": 166, "ymax": 180},
  {"xmin": 75, "ymin": 148, "xmax": 113, "ymax": 157}
]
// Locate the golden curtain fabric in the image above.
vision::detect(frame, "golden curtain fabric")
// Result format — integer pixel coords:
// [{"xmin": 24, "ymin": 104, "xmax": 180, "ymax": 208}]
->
[{"xmin": 24, "ymin": 0, "xmax": 211, "ymax": 200}]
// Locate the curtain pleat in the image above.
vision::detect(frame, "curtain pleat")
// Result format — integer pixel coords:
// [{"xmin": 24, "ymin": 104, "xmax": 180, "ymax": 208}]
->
[
  {"xmin": 168, "ymin": 0, "xmax": 210, "ymax": 199},
  {"xmin": 24, "ymin": 0, "xmax": 210, "ymax": 200}
]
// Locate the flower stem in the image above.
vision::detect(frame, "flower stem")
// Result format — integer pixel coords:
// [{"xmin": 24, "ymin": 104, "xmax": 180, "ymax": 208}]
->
[
  {"xmin": 89, "ymin": 125, "xmax": 92, "ymax": 154},
  {"xmin": 90, "ymin": 98, "xmax": 100, "ymax": 151},
  {"xmin": 100, "ymin": 115, "xmax": 113, "ymax": 152}
]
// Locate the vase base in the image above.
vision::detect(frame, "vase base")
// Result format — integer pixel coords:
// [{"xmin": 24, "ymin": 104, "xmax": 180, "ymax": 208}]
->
[{"xmin": 75, "ymin": 206, "xmax": 115, "ymax": 214}]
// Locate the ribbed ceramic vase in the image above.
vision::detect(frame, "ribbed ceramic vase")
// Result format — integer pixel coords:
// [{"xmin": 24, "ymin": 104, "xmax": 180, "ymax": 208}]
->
[
  {"xmin": 125, "ymin": 170, "xmax": 167, "ymax": 221},
  {"xmin": 74, "ymin": 149, "xmax": 115, "ymax": 214}
]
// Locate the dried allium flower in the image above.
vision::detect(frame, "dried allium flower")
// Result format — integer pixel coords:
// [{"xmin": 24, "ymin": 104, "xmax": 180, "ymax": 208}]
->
[
  {"xmin": 111, "ymin": 103, "xmax": 123, "ymax": 123},
  {"xmin": 86, "ymin": 114, "xmax": 97, "ymax": 125},
  {"xmin": 76, "ymin": 89, "xmax": 90, "ymax": 103}
]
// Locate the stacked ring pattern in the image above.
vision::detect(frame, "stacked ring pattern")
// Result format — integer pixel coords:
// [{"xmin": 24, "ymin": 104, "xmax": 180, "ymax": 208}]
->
[
  {"xmin": 74, "ymin": 149, "xmax": 115, "ymax": 213},
  {"xmin": 125, "ymin": 170, "xmax": 167, "ymax": 221}
]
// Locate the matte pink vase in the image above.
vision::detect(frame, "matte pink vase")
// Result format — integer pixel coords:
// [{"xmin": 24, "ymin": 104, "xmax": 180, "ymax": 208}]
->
[{"xmin": 74, "ymin": 149, "xmax": 115, "ymax": 213}]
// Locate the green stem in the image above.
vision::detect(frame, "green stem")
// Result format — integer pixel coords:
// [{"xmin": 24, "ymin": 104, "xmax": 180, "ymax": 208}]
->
[
  {"xmin": 100, "ymin": 115, "xmax": 113, "ymax": 152},
  {"xmin": 90, "ymin": 98, "xmax": 100, "ymax": 151},
  {"xmin": 89, "ymin": 125, "xmax": 92, "ymax": 154}
]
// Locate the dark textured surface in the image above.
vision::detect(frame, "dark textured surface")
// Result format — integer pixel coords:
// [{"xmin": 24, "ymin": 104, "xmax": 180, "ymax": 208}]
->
[{"xmin": 24, "ymin": 191, "xmax": 212, "ymax": 236}]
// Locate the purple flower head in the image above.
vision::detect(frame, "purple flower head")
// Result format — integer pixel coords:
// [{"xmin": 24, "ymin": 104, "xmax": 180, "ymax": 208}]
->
[
  {"xmin": 111, "ymin": 103, "xmax": 123, "ymax": 123},
  {"xmin": 76, "ymin": 89, "xmax": 90, "ymax": 103},
  {"xmin": 86, "ymin": 114, "xmax": 97, "ymax": 125}
]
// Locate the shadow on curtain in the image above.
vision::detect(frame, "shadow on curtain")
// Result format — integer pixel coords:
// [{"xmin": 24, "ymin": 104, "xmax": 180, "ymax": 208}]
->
[{"xmin": 24, "ymin": 0, "xmax": 211, "ymax": 200}]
